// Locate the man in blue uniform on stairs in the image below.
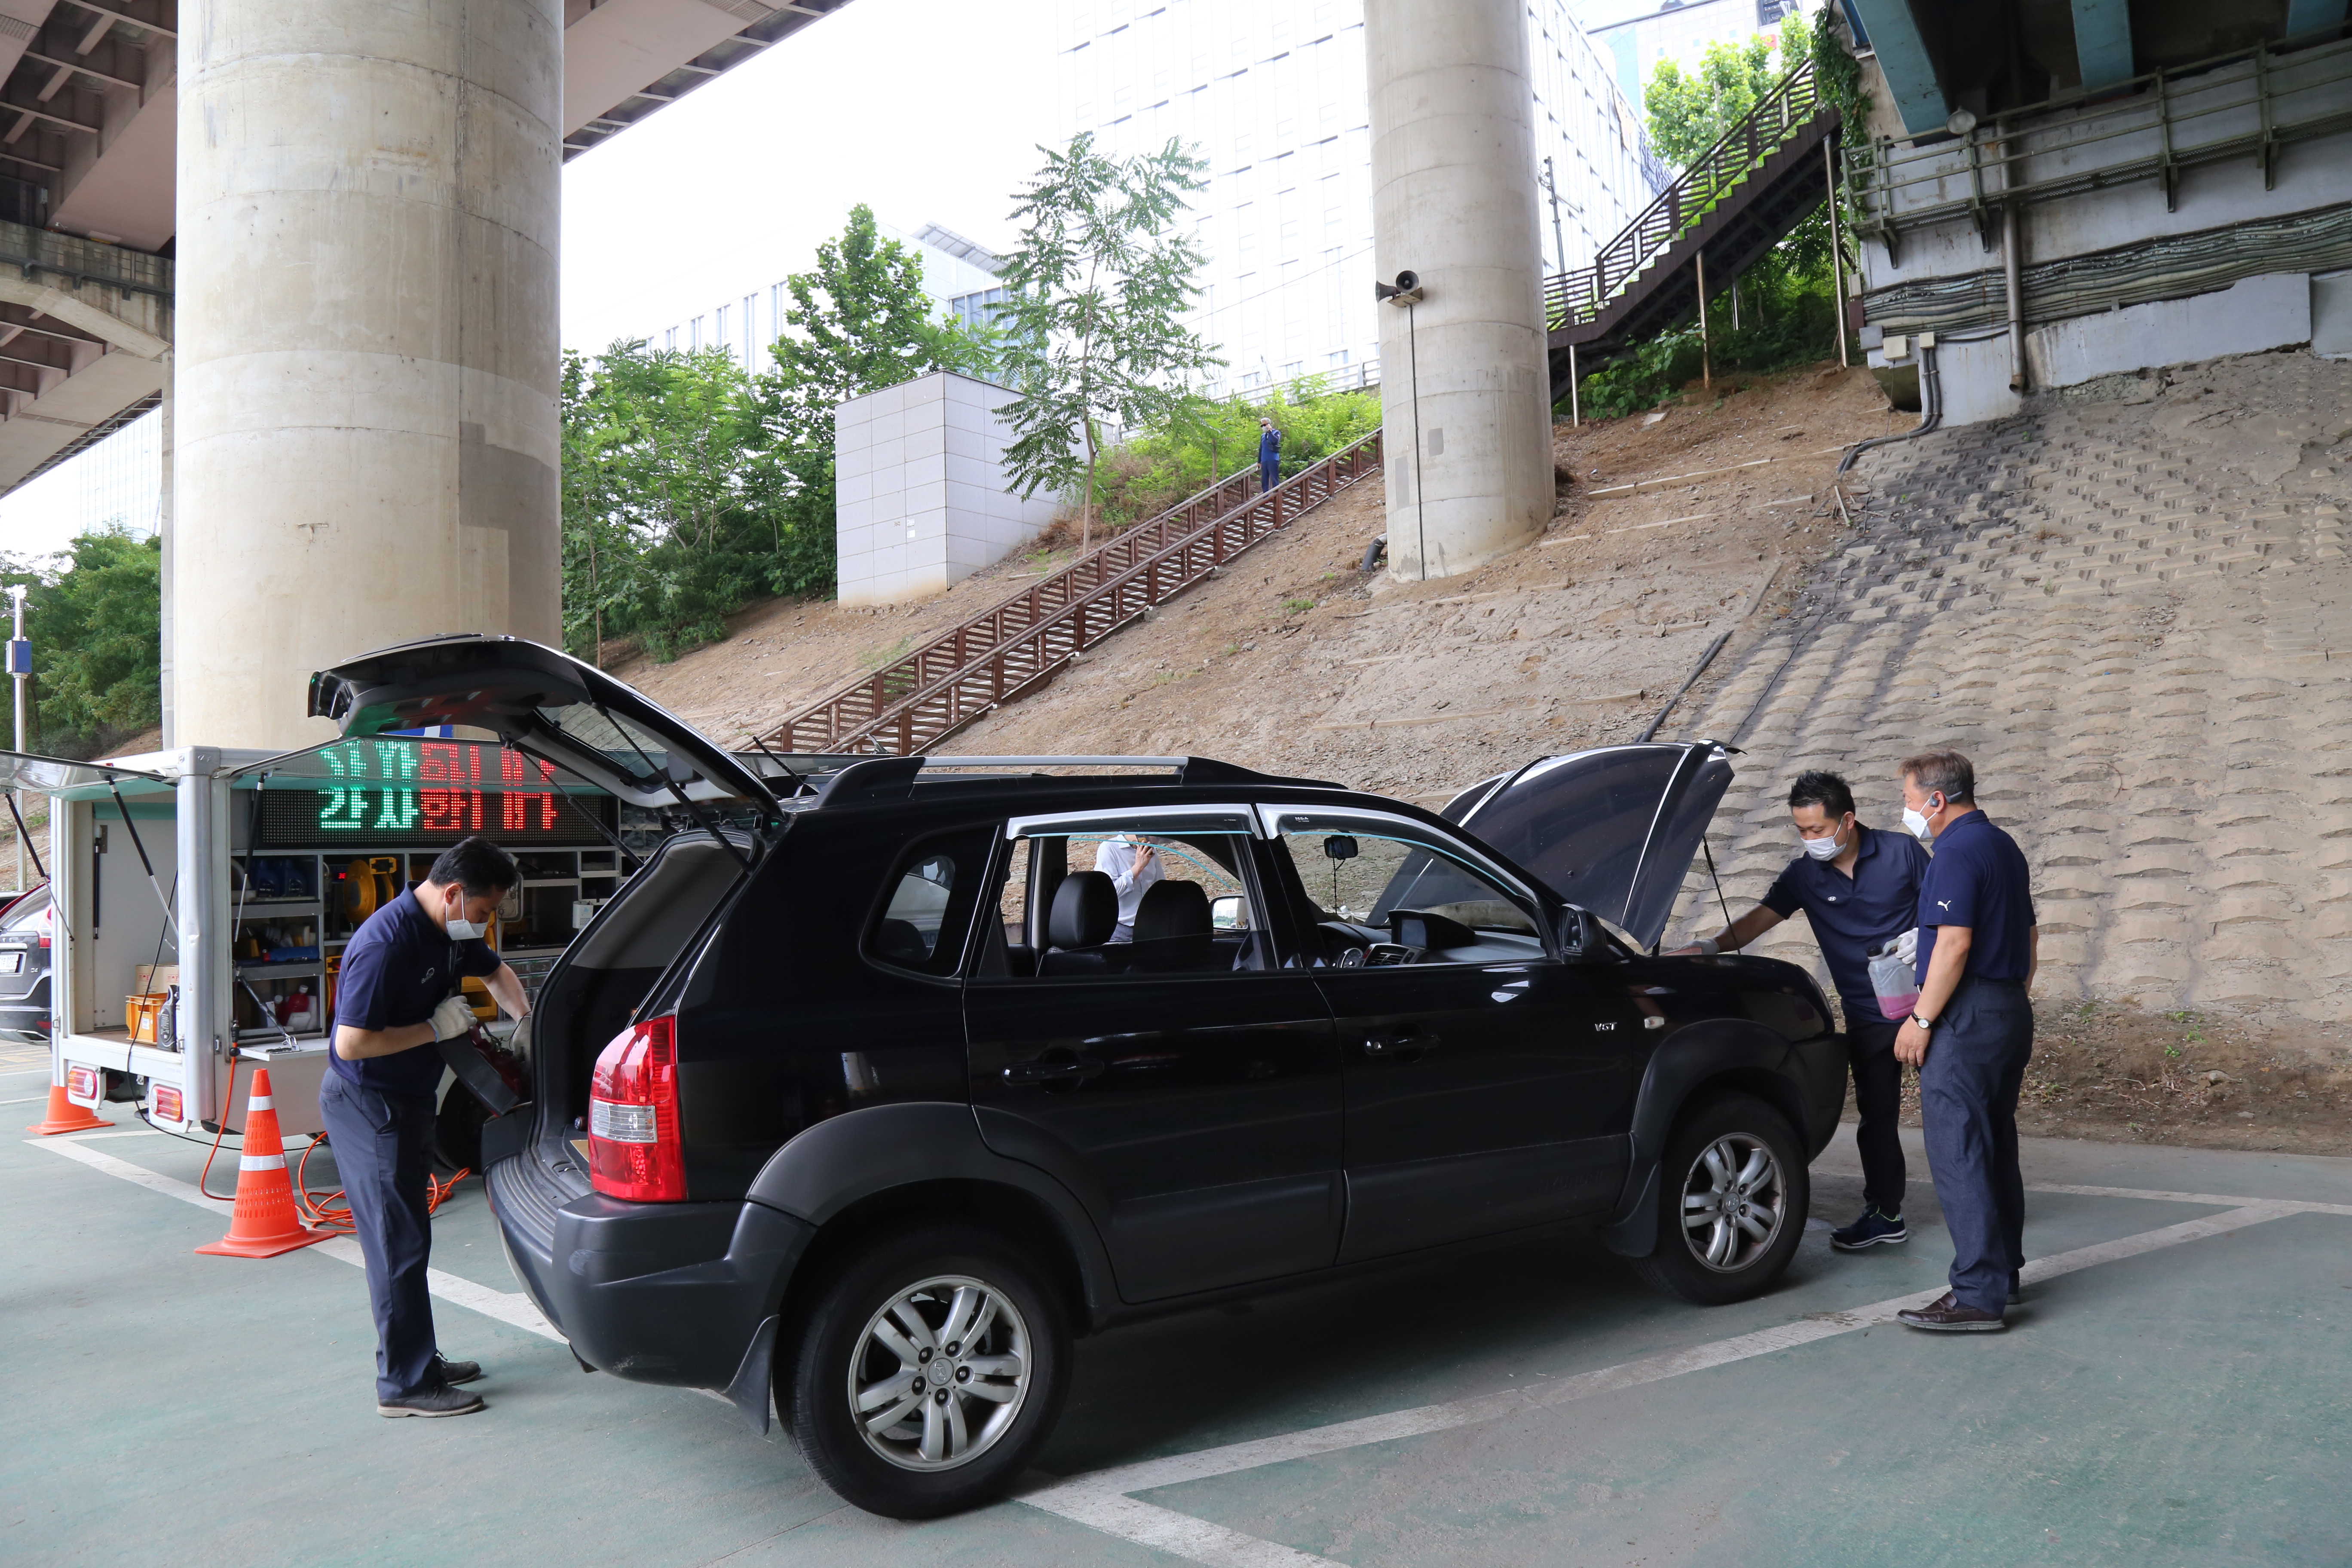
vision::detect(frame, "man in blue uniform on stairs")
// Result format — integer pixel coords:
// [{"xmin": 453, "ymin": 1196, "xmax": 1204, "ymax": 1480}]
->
[
  {"xmin": 322, "ymin": 836, "xmax": 530, "ymax": 1415},
  {"xmin": 1258, "ymin": 416, "xmax": 1282, "ymax": 495}
]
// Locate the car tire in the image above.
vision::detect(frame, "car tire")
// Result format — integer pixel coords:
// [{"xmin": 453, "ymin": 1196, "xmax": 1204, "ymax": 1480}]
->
[
  {"xmin": 1629, "ymin": 1093, "xmax": 1808, "ymax": 1307},
  {"xmin": 785, "ymin": 1223, "xmax": 1069, "ymax": 1519}
]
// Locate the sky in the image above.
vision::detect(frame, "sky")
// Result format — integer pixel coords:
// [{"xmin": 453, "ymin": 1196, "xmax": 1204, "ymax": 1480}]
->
[{"xmin": 560, "ymin": 0, "xmax": 1065, "ymax": 357}]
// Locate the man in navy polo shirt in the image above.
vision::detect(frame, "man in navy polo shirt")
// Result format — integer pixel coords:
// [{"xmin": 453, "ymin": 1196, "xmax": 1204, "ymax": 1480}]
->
[
  {"xmin": 1674, "ymin": 770, "xmax": 1929, "ymax": 1248},
  {"xmin": 1890, "ymin": 750, "xmax": 2039, "ymax": 1334},
  {"xmin": 322, "ymin": 836, "xmax": 528, "ymax": 1416}
]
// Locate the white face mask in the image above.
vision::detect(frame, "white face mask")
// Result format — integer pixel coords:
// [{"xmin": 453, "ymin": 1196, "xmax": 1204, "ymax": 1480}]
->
[
  {"xmin": 1902, "ymin": 796, "xmax": 1942, "ymax": 840},
  {"xmin": 444, "ymin": 893, "xmax": 489, "ymax": 942},
  {"xmin": 1801, "ymin": 827, "xmax": 1847, "ymax": 861}
]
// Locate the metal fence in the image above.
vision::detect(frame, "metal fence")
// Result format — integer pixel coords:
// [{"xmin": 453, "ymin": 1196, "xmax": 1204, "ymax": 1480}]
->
[{"xmin": 762, "ymin": 430, "xmax": 1385, "ymax": 756}]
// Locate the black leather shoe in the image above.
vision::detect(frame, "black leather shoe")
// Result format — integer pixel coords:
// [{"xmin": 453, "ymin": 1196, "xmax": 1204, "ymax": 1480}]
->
[
  {"xmin": 378, "ymin": 1383, "xmax": 486, "ymax": 1418},
  {"xmin": 433, "ymin": 1353, "xmax": 483, "ymax": 1386},
  {"xmin": 1897, "ymin": 1291, "xmax": 2006, "ymax": 1332}
]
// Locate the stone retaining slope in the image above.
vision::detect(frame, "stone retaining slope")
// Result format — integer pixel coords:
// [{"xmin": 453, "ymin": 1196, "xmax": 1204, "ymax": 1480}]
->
[{"xmin": 1667, "ymin": 350, "xmax": 2351, "ymax": 1027}]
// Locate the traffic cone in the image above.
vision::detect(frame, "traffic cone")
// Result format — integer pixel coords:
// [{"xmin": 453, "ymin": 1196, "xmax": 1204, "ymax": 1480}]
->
[
  {"xmin": 196, "ymin": 1068, "xmax": 331, "ymax": 1259},
  {"xmin": 28, "ymin": 1082, "xmax": 111, "ymax": 1135}
]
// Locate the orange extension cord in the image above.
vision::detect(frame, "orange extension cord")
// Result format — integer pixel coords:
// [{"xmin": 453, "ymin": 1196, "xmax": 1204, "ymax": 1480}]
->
[{"xmin": 197, "ymin": 1054, "xmax": 471, "ymax": 1225}]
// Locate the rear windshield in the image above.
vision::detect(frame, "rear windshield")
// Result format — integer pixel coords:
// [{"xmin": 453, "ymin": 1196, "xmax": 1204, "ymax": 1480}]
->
[{"xmin": 1, "ymin": 888, "xmax": 51, "ymax": 932}]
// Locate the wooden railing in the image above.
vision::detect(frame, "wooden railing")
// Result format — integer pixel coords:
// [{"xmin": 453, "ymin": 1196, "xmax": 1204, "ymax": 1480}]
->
[
  {"xmin": 1544, "ymin": 61, "xmax": 1830, "ymax": 334},
  {"xmin": 761, "ymin": 430, "xmax": 1385, "ymax": 756}
]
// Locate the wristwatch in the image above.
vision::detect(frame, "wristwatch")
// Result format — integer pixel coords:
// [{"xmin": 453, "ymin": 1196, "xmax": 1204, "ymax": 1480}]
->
[{"xmin": 1910, "ymin": 1013, "xmax": 1936, "ymax": 1031}]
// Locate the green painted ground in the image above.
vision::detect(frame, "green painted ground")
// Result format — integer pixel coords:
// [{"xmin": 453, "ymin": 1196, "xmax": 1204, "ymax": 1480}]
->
[{"xmin": 6, "ymin": 1068, "xmax": 2348, "ymax": 1568}]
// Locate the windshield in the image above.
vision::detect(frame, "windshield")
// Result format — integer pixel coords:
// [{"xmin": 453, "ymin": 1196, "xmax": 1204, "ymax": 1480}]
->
[{"xmin": 533, "ymin": 702, "xmax": 708, "ymax": 797}]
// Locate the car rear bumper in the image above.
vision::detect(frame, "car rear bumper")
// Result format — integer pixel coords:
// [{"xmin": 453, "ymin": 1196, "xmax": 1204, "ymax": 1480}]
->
[{"xmin": 487, "ymin": 1156, "xmax": 814, "ymax": 1390}]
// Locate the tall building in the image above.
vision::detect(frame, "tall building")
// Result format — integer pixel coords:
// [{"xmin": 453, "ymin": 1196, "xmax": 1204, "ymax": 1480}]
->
[
  {"xmin": 0, "ymin": 406, "xmax": 162, "ymax": 559},
  {"xmin": 1057, "ymin": 0, "xmax": 1665, "ymax": 398},
  {"xmin": 637, "ymin": 221, "xmax": 1010, "ymax": 368}
]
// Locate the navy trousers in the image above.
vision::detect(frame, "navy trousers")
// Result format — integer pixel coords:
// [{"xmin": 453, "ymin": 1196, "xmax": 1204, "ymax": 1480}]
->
[
  {"xmin": 1918, "ymin": 977, "xmax": 2033, "ymax": 1315},
  {"xmin": 319, "ymin": 1073, "xmax": 442, "ymax": 1401},
  {"xmin": 1845, "ymin": 1014, "xmax": 1908, "ymax": 1215},
  {"xmin": 1260, "ymin": 457, "xmax": 1280, "ymax": 494}
]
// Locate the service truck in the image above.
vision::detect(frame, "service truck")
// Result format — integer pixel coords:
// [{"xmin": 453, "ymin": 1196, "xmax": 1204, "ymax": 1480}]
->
[{"xmin": 15, "ymin": 736, "xmax": 630, "ymax": 1163}]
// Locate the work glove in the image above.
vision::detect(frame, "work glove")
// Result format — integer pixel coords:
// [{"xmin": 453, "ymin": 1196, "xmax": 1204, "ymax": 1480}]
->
[
  {"xmin": 1892, "ymin": 928, "xmax": 1918, "ymax": 966},
  {"xmin": 430, "ymin": 995, "xmax": 478, "ymax": 1042}
]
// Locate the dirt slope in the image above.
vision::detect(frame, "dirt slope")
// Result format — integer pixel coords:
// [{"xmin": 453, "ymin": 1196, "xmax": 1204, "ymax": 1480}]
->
[{"xmin": 906, "ymin": 362, "xmax": 1903, "ymax": 805}]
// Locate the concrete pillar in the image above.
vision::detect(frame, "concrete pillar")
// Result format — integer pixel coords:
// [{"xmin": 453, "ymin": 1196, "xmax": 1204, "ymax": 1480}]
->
[
  {"xmin": 1366, "ymin": 0, "xmax": 1554, "ymax": 582},
  {"xmin": 173, "ymin": 0, "xmax": 563, "ymax": 750}
]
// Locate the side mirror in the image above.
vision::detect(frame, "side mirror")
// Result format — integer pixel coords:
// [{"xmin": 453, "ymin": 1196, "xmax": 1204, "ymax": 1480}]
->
[
  {"xmin": 1209, "ymin": 894, "xmax": 1245, "ymax": 931},
  {"xmin": 1558, "ymin": 906, "xmax": 1606, "ymax": 961}
]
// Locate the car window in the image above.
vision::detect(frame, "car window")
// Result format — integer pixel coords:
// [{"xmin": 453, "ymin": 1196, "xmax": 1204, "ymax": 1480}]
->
[
  {"xmin": 1, "ymin": 888, "xmax": 50, "ymax": 933},
  {"xmin": 1000, "ymin": 827, "xmax": 1271, "ymax": 977},
  {"xmin": 1273, "ymin": 827, "xmax": 1542, "ymax": 965},
  {"xmin": 866, "ymin": 832, "xmax": 990, "ymax": 977}
]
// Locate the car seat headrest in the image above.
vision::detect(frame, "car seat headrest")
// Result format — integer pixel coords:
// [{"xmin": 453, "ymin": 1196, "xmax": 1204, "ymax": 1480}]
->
[
  {"xmin": 1047, "ymin": 870, "xmax": 1118, "ymax": 949},
  {"xmin": 1132, "ymin": 879, "xmax": 1210, "ymax": 945}
]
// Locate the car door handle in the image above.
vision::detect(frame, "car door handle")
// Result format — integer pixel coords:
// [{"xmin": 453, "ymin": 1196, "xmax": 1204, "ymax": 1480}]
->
[
  {"xmin": 1361, "ymin": 1029, "xmax": 1440, "ymax": 1058},
  {"xmin": 1002, "ymin": 1056, "xmax": 1106, "ymax": 1085}
]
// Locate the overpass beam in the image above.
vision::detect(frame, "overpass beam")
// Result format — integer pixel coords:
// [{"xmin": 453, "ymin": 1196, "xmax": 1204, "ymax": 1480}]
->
[
  {"xmin": 174, "ymin": 0, "xmax": 563, "ymax": 750},
  {"xmin": 1845, "ymin": 0, "xmax": 1947, "ymax": 137},
  {"xmin": 2070, "ymin": 0, "xmax": 2136, "ymax": 89},
  {"xmin": 1365, "ymin": 0, "xmax": 1553, "ymax": 582}
]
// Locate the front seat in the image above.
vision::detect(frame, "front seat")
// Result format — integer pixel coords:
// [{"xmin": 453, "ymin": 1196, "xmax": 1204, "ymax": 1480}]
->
[
  {"xmin": 1038, "ymin": 870, "xmax": 1121, "ymax": 976},
  {"xmin": 1128, "ymin": 879, "xmax": 1214, "ymax": 973}
]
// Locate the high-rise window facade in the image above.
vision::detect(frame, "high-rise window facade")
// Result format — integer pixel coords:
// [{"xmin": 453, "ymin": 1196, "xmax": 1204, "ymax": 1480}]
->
[{"xmin": 1058, "ymin": 0, "xmax": 1663, "ymax": 398}]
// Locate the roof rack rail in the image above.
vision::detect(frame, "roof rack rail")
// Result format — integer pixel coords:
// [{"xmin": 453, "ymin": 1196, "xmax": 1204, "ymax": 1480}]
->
[{"xmin": 806, "ymin": 753, "xmax": 1348, "ymax": 808}]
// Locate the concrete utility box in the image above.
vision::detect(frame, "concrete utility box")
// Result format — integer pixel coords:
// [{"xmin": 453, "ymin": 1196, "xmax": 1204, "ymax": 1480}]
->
[{"xmin": 833, "ymin": 371, "xmax": 1059, "ymax": 606}]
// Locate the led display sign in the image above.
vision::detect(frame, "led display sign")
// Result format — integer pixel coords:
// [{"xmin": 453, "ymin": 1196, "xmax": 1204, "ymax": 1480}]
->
[{"xmin": 254, "ymin": 741, "xmax": 612, "ymax": 848}]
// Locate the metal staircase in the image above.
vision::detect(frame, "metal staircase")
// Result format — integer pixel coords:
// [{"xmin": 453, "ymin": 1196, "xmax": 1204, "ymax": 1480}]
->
[
  {"xmin": 1545, "ymin": 61, "xmax": 1841, "ymax": 385},
  {"xmin": 758, "ymin": 430, "xmax": 1384, "ymax": 757}
]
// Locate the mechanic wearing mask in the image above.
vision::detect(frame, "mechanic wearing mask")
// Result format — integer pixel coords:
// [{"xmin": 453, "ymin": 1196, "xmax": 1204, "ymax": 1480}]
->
[
  {"xmin": 322, "ymin": 836, "xmax": 530, "ymax": 1416},
  {"xmin": 1094, "ymin": 831, "xmax": 1166, "ymax": 942},
  {"xmin": 1673, "ymin": 770, "xmax": 1928, "ymax": 1250},
  {"xmin": 1890, "ymin": 749, "xmax": 2039, "ymax": 1335}
]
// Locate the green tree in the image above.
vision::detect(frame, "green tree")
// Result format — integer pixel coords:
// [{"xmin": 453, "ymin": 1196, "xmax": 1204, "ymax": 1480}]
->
[
  {"xmin": 994, "ymin": 133, "xmax": 1220, "ymax": 555},
  {"xmin": 741, "ymin": 203, "xmax": 993, "ymax": 601},
  {"xmin": 1644, "ymin": 10, "xmax": 1812, "ymax": 171},
  {"xmin": 0, "ymin": 527, "xmax": 162, "ymax": 754}
]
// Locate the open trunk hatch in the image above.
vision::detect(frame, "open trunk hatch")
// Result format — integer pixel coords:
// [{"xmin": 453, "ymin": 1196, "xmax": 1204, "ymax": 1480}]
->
[
  {"xmin": 1442, "ymin": 741, "xmax": 1734, "ymax": 950},
  {"xmin": 308, "ymin": 635, "xmax": 778, "ymax": 813}
]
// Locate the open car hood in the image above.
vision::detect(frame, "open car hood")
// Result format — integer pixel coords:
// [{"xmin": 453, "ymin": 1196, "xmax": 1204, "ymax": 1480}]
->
[
  {"xmin": 308, "ymin": 635, "xmax": 778, "ymax": 812},
  {"xmin": 1442, "ymin": 741, "xmax": 1734, "ymax": 950}
]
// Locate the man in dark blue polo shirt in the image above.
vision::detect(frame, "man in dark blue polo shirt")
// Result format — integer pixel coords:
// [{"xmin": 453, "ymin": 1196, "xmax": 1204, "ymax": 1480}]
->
[
  {"xmin": 1890, "ymin": 750, "xmax": 2039, "ymax": 1334},
  {"xmin": 1674, "ymin": 770, "xmax": 1929, "ymax": 1248},
  {"xmin": 322, "ymin": 837, "xmax": 527, "ymax": 1416}
]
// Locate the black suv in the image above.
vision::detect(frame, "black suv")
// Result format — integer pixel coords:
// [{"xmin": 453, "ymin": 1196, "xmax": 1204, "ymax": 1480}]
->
[{"xmin": 310, "ymin": 636, "xmax": 1846, "ymax": 1519}]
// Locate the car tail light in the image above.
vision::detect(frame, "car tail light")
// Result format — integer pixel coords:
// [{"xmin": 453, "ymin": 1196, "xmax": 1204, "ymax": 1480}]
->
[
  {"xmin": 65, "ymin": 1065, "xmax": 98, "ymax": 1103},
  {"xmin": 151, "ymin": 1084, "xmax": 182, "ymax": 1122},
  {"xmin": 587, "ymin": 1015, "xmax": 684, "ymax": 1201}
]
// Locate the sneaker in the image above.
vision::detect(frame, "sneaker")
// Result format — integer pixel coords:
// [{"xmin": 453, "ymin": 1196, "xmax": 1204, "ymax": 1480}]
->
[
  {"xmin": 1829, "ymin": 1207, "xmax": 1908, "ymax": 1250},
  {"xmin": 1896, "ymin": 1291, "xmax": 2006, "ymax": 1332},
  {"xmin": 378, "ymin": 1383, "xmax": 487, "ymax": 1418},
  {"xmin": 2009, "ymin": 1274, "xmax": 2025, "ymax": 1306},
  {"xmin": 433, "ymin": 1354, "xmax": 483, "ymax": 1387}
]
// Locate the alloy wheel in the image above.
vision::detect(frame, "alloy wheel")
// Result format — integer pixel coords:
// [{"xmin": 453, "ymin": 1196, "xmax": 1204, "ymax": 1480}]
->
[
  {"xmin": 847, "ymin": 1274, "xmax": 1032, "ymax": 1471},
  {"xmin": 1677, "ymin": 1131, "xmax": 1788, "ymax": 1273}
]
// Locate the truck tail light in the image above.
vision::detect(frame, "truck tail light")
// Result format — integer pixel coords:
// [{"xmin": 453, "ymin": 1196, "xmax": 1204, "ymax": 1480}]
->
[
  {"xmin": 587, "ymin": 1015, "xmax": 684, "ymax": 1201},
  {"xmin": 151, "ymin": 1084, "xmax": 182, "ymax": 1122},
  {"xmin": 65, "ymin": 1065, "xmax": 98, "ymax": 1103}
]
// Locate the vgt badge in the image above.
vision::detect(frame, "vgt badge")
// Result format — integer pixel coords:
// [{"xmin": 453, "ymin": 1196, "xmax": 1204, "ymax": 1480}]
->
[{"xmin": 1593, "ymin": 1021, "xmax": 1617, "ymax": 1032}]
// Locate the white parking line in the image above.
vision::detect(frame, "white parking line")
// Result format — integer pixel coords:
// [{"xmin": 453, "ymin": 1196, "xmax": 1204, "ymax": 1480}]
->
[
  {"xmin": 30, "ymin": 1136, "xmax": 564, "ymax": 1342},
  {"xmin": 28, "ymin": 1133, "xmax": 740, "ymax": 1407},
  {"xmin": 1019, "ymin": 1194, "xmax": 2323, "ymax": 1567}
]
